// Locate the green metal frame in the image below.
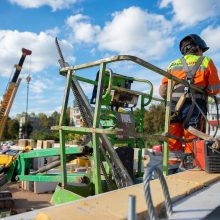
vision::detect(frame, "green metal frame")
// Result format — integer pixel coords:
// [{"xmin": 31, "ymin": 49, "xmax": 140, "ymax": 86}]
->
[
  {"xmin": 14, "ymin": 54, "xmax": 212, "ymax": 205},
  {"xmin": 18, "ymin": 173, "xmax": 85, "ymax": 182},
  {"xmin": 49, "ymin": 56, "xmax": 156, "ymax": 200},
  {"xmin": 59, "ymin": 69, "xmax": 72, "ymax": 187},
  {"xmin": 58, "ymin": 55, "xmax": 210, "ymax": 180},
  {"xmin": 162, "ymin": 79, "xmax": 173, "ymax": 175},
  {"xmin": 17, "ymin": 146, "xmax": 86, "ymax": 182}
]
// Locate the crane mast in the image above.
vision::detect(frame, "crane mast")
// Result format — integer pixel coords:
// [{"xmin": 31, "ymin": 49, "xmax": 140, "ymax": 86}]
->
[{"xmin": 0, "ymin": 48, "xmax": 32, "ymax": 138}]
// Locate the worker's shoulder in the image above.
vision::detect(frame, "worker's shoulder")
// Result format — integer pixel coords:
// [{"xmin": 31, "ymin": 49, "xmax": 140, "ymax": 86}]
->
[
  {"xmin": 167, "ymin": 55, "xmax": 213, "ymax": 70},
  {"xmin": 185, "ymin": 55, "xmax": 212, "ymax": 65},
  {"xmin": 201, "ymin": 55, "xmax": 213, "ymax": 67},
  {"xmin": 187, "ymin": 55, "xmax": 213, "ymax": 66},
  {"xmin": 167, "ymin": 58, "xmax": 182, "ymax": 70}
]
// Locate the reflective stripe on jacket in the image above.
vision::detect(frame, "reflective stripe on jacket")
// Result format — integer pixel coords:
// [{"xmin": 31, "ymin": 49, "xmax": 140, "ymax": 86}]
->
[{"xmin": 162, "ymin": 54, "xmax": 220, "ymax": 95}]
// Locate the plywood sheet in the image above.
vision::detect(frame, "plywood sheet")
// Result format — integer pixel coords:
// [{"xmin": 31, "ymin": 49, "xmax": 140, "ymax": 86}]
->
[{"xmin": 33, "ymin": 171, "xmax": 220, "ymax": 220}]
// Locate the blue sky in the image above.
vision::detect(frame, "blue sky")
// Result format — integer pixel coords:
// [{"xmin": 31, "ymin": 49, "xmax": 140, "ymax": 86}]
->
[{"xmin": 0, "ymin": 0, "xmax": 220, "ymax": 117}]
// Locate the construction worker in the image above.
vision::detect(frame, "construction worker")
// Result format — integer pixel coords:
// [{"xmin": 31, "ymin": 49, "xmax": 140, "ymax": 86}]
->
[{"xmin": 159, "ymin": 34, "xmax": 220, "ymax": 172}]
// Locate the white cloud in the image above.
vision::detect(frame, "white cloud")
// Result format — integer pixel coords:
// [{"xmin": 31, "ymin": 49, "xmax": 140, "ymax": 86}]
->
[
  {"xmin": 66, "ymin": 14, "xmax": 101, "ymax": 43},
  {"xmin": 45, "ymin": 27, "xmax": 60, "ymax": 37},
  {"xmin": 30, "ymin": 79, "xmax": 48, "ymax": 93},
  {"xmin": 201, "ymin": 26, "xmax": 220, "ymax": 52},
  {"xmin": 9, "ymin": 0, "xmax": 79, "ymax": 11},
  {"xmin": 66, "ymin": 7, "xmax": 174, "ymax": 60},
  {"xmin": 98, "ymin": 7, "xmax": 174, "ymax": 59},
  {"xmin": 0, "ymin": 30, "xmax": 74, "ymax": 77},
  {"xmin": 201, "ymin": 26, "xmax": 220, "ymax": 71},
  {"xmin": 79, "ymin": 82, "xmax": 94, "ymax": 96},
  {"xmin": 160, "ymin": 0, "xmax": 220, "ymax": 26}
]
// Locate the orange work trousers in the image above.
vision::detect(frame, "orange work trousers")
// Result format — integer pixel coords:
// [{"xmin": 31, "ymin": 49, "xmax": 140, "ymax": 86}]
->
[{"xmin": 168, "ymin": 122, "xmax": 198, "ymax": 154}]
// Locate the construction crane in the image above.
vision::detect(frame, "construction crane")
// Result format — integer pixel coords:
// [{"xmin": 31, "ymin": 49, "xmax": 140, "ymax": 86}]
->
[{"xmin": 0, "ymin": 48, "xmax": 32, "ymax": 139}]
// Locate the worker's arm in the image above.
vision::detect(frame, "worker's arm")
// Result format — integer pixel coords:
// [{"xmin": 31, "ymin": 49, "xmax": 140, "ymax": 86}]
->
[
  {"xmin": 159, "ymin": 84, "xmax": 167, "ymax": 99},
  {"xmin": 159, "ymin": 65, "xmax": 171, "ymax": 98},
  {"xmin": 206, "ymin": 59, "xmax": 220, "ymax": 95}
]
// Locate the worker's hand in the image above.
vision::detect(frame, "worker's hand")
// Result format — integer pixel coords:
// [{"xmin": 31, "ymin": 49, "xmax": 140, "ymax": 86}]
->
[{"xmin": 159, "ymin": 84, "xmax": 167, "ymax": 99}]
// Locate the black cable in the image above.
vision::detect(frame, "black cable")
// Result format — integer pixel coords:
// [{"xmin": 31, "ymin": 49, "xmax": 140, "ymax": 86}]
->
[{"xmin": 189, "ymin": 92, "xmax": 210, "ymax": 134}]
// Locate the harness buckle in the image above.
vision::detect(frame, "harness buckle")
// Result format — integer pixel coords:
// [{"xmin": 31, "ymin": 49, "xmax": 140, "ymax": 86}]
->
[{"xmin": 184, "ymin": 76, "xmax": 193, "ymax": 94}]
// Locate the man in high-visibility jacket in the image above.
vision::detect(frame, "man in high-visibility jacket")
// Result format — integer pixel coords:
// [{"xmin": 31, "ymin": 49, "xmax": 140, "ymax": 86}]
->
[{"xmin": 159, "ymin": 34, "xmax": 220, "ymax": 172}]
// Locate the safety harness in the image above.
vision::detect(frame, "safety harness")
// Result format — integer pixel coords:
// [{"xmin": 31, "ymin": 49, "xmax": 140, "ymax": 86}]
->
[
  {"xmin": 168, "ymin": 56, "xmax": 219, "ymax": 171},
  {"xmin": 169, "ymin": 56, "xmax": 206, "ymax": 170},
  {"xmin": 171, "ymin": 56, "xmax": 206, "ymax": 125}
]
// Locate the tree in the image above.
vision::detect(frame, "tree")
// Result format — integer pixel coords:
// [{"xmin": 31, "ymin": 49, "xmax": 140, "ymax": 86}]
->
[
  {"xmin": 30, "ymin": 130, "xmax": 59, "ymax": 141},
  {"xmin": 2, "ymin": 117, "xmax": 10, "ymax": 140},
  {"xmin": 22, "ymin": 119, "xmax": 33, "ymax": 138},
  {"xmin": 48, "ymin": 111, "xmax": 60, "ymax": 126},
  {"xmin": 29, "ymin": 112, "xmax": 36, "ymax": 118},
  {"xmin": 65, "ymin": 107, "xmax": 71, "ymax": 126},
  {"xmin": 38, "ymin": 113, "xmax": 49, "ymax": 129},
  {"xmin": 7, "ymin": 119, "xmax": 19, "ymax": 139},
  {"xmin": 30, "ymin": 130, "xmax": 48, "ymax": 140},
  {"xmin": 144, "ymin": 103, "xmax": 165, "ymax": 134}
]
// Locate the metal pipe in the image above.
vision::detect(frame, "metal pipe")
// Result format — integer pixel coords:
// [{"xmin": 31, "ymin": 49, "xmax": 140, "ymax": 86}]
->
[
  {"xmin": 60, "ymin": 55, "xmax": 217, "ymax": 98},
  {"xmin": 30, "ymin": 160, "xmax": 61, "ymax": 175},
  {"xmin": 128, "ymin": 195, "xmax": 136, "ymax": 220}
]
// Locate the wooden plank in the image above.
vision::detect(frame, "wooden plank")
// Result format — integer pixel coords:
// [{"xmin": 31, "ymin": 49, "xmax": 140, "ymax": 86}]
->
[
  {"xmin": 187, "ymin": 126, "xmax": 214, "ymax": 141},
  {"xmin": 187, "ymin": 126, "xmax": 220, "ymax": 149},
  {"xmin": 32, "ymin": 171, "xmax": 220, "ymax": 220}
]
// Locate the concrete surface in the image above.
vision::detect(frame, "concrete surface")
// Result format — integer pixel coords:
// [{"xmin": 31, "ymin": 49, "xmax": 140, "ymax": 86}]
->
[{"xmin": 170, "ymin": 180, "xmax": 220, "ymax": 220}]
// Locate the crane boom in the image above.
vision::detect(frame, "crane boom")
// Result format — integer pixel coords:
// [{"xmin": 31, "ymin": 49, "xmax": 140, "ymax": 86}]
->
[{"xmin": 0, "ymin": 48, "xmax": 32, "ymax": 138}]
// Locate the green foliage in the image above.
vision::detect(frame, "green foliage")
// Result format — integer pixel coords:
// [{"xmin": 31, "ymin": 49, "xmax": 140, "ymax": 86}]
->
[
  {"xmin": 2, "ymin": 118, "xmax": 20, "ymax": 140},
  {"xmin": 2, "ymin": 117, "xmax": 10, "ymax": 140},
  {"xmin": 30, "ymin": 130, "xmax": 59, "ymax": 141},
  {"xmin": 3, "ymin": 110, "xmax": 61, "ymax": 141},
  {"xmin": 38, "ymin": 113, "xmax": 49, "ymax": 129},
  {"xmin": 29, "ymin": 111, "xmax": 61, "ymax": 140},
  {"xmin": 30, "ymin": 130, "xmax": 48, "ymax": 140},
  {"xmin": 144, "ymin": 103, "xmax": 165, "ymax": 134},
  {"xmin": 143, "ymin": 103, "xmax": 165, "ymax": 148},
  {"xmin": 65, "ymin": 107, "xmax": 71, "ymax": 126},
  {"xmin": 3, "ymin": 103, "xmax": 165, "ymax": 146},
  {"xmin": 8, "ymin": 119, "xmax": 20, "ymax": 139},
  {"xmin": 65, "ymin": 133, "xmax": 82, "ymax": 142},
  {"xmin": 22, "ymin": 120, "xmax": 33, "ymax": 138},
  {"xmin": 48, "ymin": 111, "xmax": 60, "ymax": 126}
]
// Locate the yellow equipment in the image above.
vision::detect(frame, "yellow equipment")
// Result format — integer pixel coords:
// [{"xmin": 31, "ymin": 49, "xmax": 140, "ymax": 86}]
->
[
  {"xmin": 0, "ymin": 48, "xmax": 32, "ymax": 139},
  {"xmin": 0, "ymin": 155, "xmax": 15, "ymax": 168}
]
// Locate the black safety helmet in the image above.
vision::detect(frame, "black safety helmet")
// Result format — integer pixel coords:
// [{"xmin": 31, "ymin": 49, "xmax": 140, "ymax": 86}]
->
[{"xmin": 179, "ymin": 34, "xmax": 209, "ymax": 55}]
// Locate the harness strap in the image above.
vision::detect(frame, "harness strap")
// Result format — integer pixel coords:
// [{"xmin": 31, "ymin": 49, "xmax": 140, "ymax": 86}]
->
[
  {"xmin": 183, "ymin": 99, "xmax": 195, "ymax": 127},
  {"xmin": 181, "ymin": 56, "xmax": 204, "ymax": 84},
  {"xmin": 172, "ymin": 92, "xmax": 206, "ymax": 99},
  {"xmin": 180, "ymin": 56, "xmax": 205, "ymax": 126},
  {"xmin": 172, "ymin": 56, "xmax": 205, "ymax": 100}
]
